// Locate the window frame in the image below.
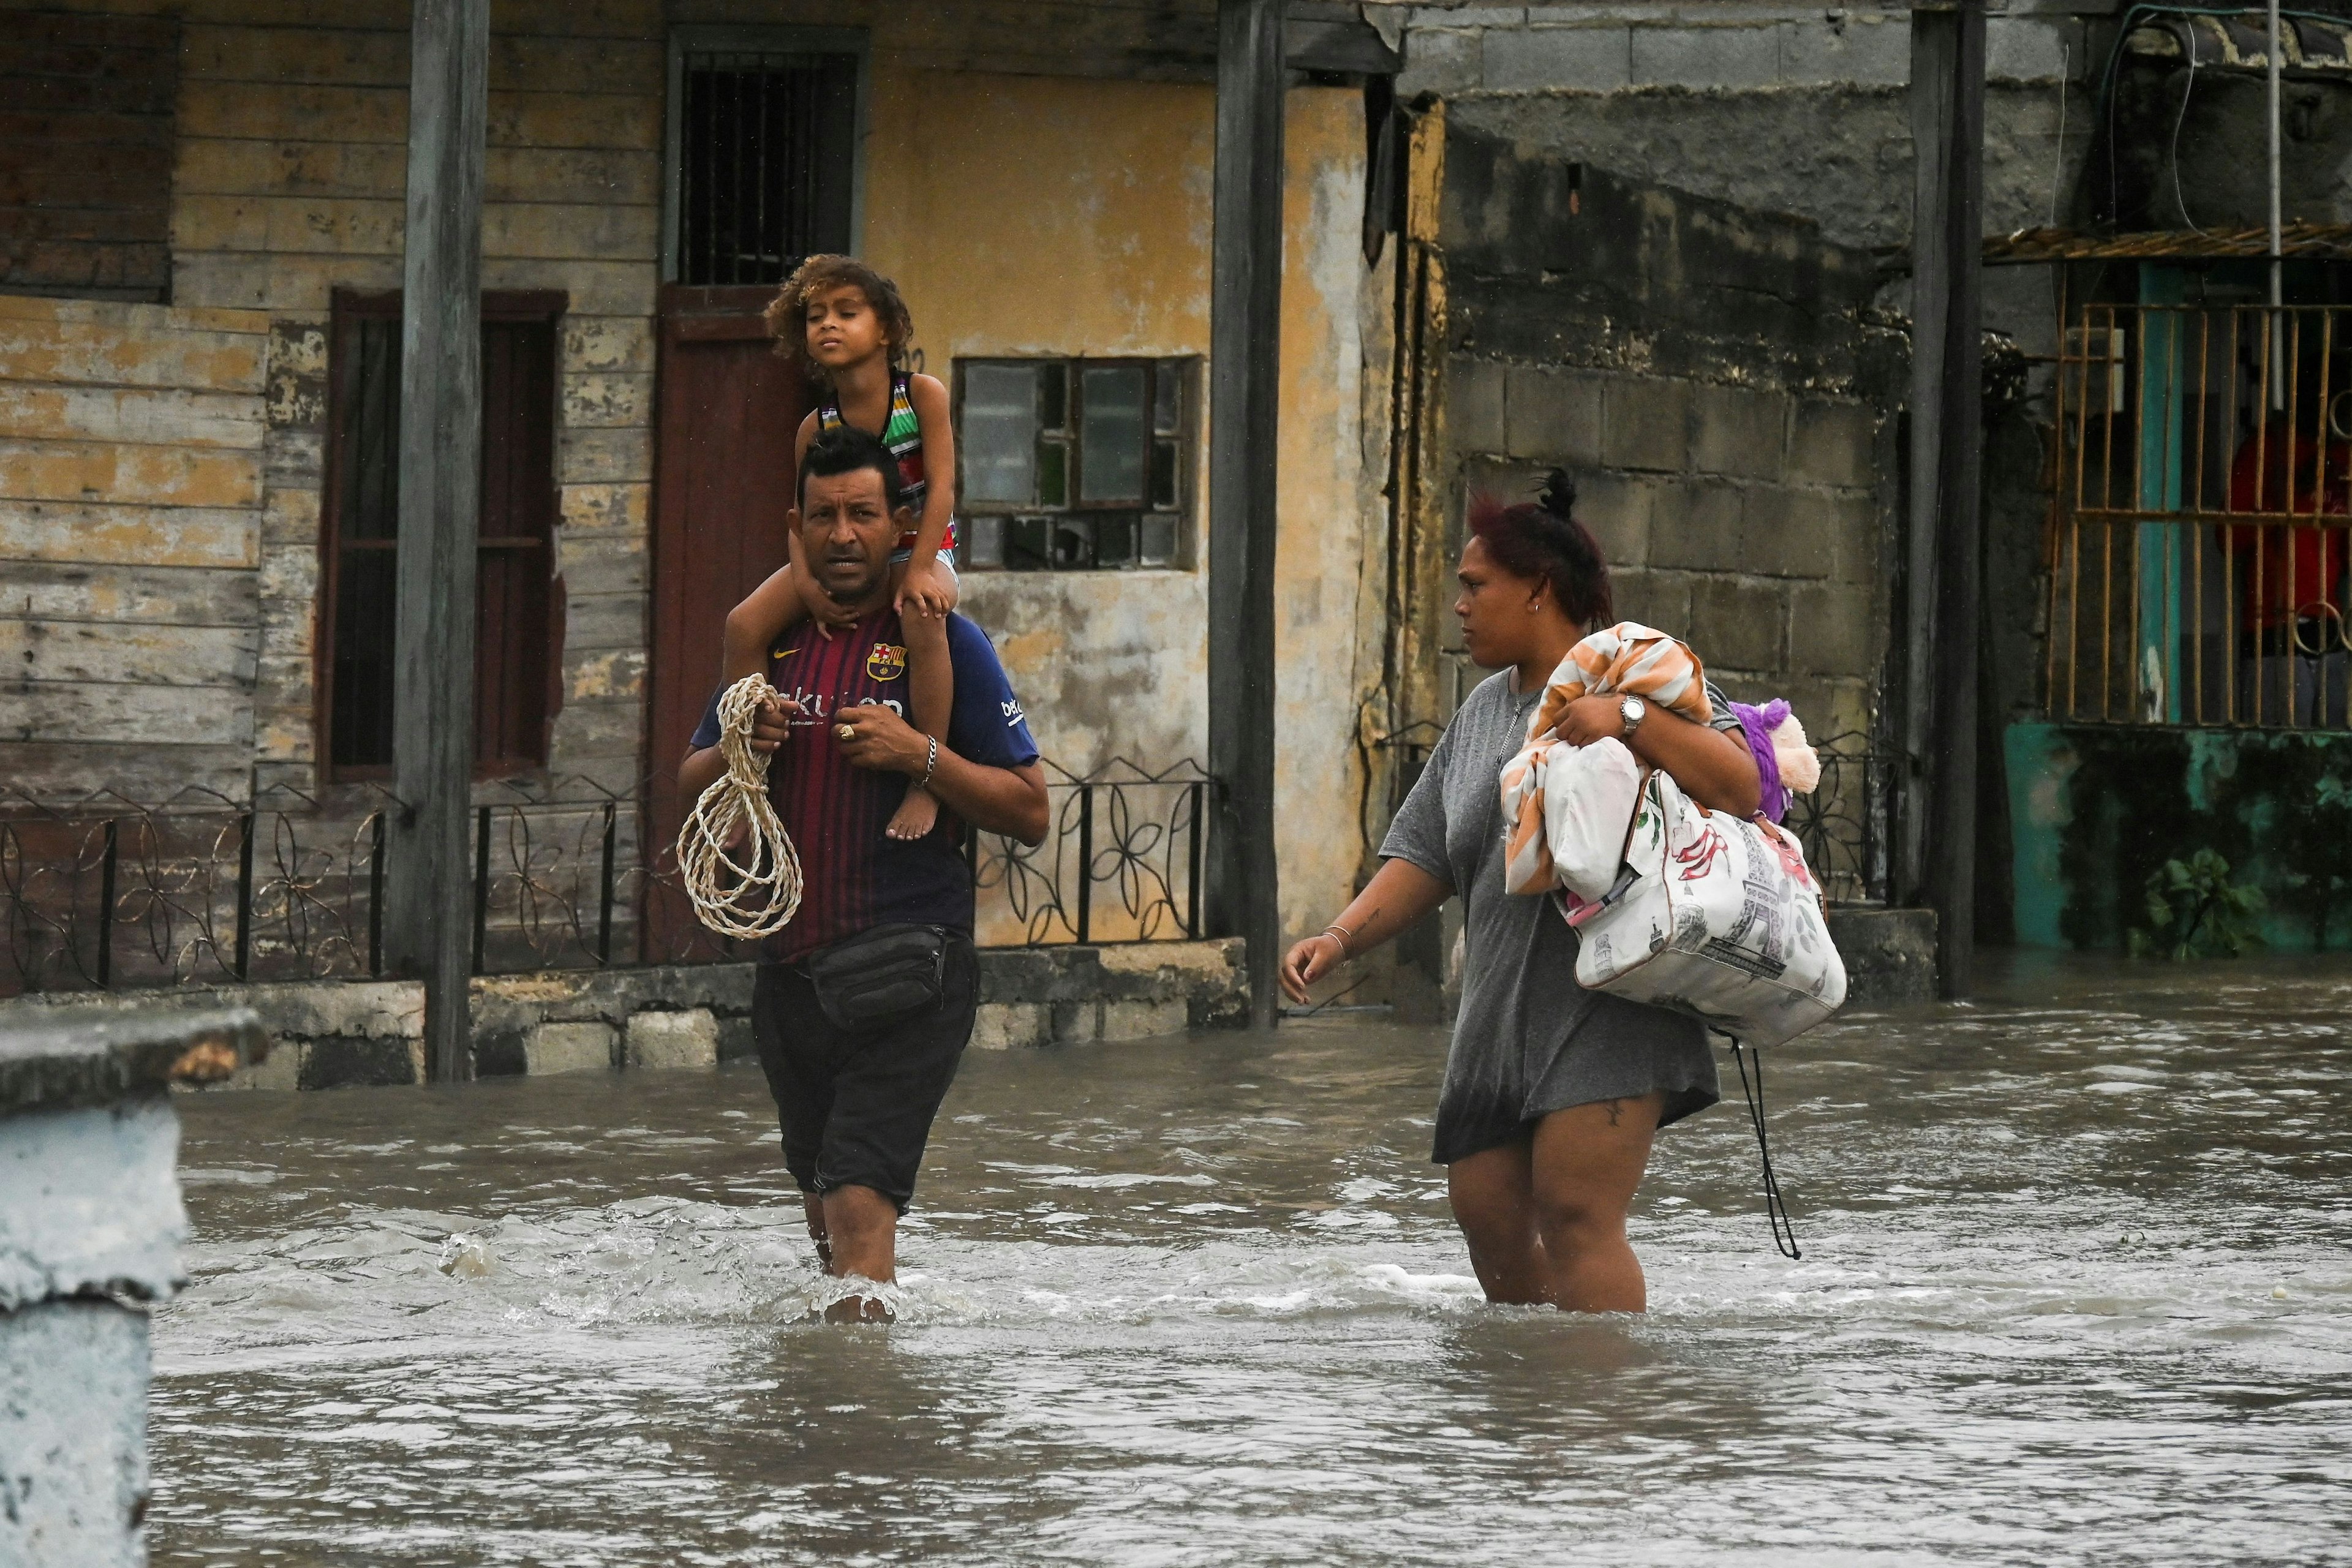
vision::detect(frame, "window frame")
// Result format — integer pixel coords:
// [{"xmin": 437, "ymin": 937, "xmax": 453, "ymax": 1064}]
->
[
  {"xmin": 315, "ymin": 287, "xmax": 568, "ymax": 783},
  {"xmin": 661, "ymin": 24, "xmax": 870, "ymax": 286},
  {"xmin": 951, "ymin": 355, "xmax": 1198, "ymax": 573}
]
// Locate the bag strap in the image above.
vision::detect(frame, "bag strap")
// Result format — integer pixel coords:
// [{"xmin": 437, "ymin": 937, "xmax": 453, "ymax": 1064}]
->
[
  {"xmin": 1728, "ymin": 1038, "xmax": 1801, "ymax": 1261},
  {"xmin": 1614, "ymin": 762, "xmax": 1658, "ymax": 866}
]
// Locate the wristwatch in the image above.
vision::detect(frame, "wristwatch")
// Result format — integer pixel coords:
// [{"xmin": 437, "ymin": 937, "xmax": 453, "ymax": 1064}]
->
[{"xmin": 1618, "ymin": 695, "xmax": 1648, "ymax": 739}]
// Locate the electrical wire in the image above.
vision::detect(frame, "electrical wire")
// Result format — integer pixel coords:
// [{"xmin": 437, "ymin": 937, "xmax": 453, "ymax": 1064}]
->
[
  {"xmin": 2052, "ymin": 43, "xmax": 2071, "ymax": 227},
  {"xmin": 2095, "ymin": 5, "xmax": 2339, "ymax": 224},
  {"xmin": 2168, "ymin": 20, "xmax": 2210, "ymax": 233}
]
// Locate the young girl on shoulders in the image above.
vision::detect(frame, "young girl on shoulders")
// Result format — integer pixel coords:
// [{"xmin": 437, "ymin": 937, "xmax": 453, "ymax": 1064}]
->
[{"xmin": 724, "ymin": 255, "xmax": 960, "ymax": 840}]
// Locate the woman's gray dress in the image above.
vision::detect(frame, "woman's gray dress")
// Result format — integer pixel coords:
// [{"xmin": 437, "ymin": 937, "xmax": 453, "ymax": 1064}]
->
[{"xmin": 1380, "ymin": 668, "xmax": 1729, "ymax": 1165}]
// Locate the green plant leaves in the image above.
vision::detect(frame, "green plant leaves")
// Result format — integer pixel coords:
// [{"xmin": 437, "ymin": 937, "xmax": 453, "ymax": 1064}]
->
[{"xmin": 2131, "ymin": 850, "xmax": 2267, "ymax": 960}]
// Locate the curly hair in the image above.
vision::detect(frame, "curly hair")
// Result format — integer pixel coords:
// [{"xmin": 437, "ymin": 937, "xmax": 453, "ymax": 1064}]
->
[
  {"xmin": 1466, "ymin": 469, "xmax": 1615, "ymax": 627},
  {"xmin": 763, "ymin": 255, "xmax": 914, "ymax": 382}
]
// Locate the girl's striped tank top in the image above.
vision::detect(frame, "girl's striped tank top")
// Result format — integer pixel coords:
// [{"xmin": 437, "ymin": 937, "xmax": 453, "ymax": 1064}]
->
[{"xmin": 817, "ymin": 369, "xmax": 952, "ymax": 551}]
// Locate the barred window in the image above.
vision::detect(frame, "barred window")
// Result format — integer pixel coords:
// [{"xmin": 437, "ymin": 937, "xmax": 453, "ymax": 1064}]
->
[
  {"xmin": 666, "ymin": 42, "xmax": 858, "ymax": 286},
  {"xmin": 321, "ymin": 290, "xmax": 563, "ymax": 779},
  {"xmin": 954, "ymin": 358, "xmax": 1194, "ymax": 571}
]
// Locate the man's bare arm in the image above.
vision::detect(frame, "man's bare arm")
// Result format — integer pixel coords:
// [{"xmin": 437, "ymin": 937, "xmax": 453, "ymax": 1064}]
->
[{"xmin": 832, "ymin": 704, "xmax": 1049, "ymax": 846}]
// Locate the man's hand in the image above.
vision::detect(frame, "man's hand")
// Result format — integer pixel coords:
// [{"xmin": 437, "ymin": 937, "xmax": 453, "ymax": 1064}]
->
[
  {"xmin": 833, "ymin": 702, "xmax": 929, "ymax": 776},
  {"xmin": 895, "ymin": 556, "xmax": 957, "ymax": 619},
  {"xmin": 677, "ymin": 695, "xmax": 800, "ymax": 804},
  {"xmin": 1554, "ymin": 694, "xmax": 1630, "ymax": 747}
]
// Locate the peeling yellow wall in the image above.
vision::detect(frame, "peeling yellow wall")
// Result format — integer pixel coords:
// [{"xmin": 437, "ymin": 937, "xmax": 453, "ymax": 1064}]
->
[
  {"xmin": 862, "ymin": 69, "xmax": 1213, "ymax": 360},
  {"xmin": 1270, "ymin": 91, "xmax": 1376, "ymax": 946},
  {"xmin": 865, "ymin": 68, "xmax": 1378, "ymax": 940}
]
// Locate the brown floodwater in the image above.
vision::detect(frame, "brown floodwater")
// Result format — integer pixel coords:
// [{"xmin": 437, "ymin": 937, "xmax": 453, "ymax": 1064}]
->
[{"xmin": 149, "ymin": 954, "xmax": 2352, "ymax": 1566}]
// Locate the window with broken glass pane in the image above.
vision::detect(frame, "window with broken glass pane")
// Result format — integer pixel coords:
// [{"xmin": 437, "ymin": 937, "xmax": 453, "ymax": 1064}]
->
[{"xmin": 952, "ymin": 357, "xmax": 1192, "ymax": 571}]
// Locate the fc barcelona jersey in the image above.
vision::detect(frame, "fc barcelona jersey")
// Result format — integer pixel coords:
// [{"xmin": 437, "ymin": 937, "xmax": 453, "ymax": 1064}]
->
[{"xmin": 688, "ymin": 610, "xmax": 1039, "ymax": 963}]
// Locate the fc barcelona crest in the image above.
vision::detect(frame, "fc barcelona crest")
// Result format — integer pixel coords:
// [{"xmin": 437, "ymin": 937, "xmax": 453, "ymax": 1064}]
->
[{"xmin": 866, "ymin": 642, "xmax": 907, "ymax": 682}]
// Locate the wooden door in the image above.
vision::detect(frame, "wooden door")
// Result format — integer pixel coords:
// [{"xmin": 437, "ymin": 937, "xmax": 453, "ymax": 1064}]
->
[{"xmin": 644, "ymin": 284, "xmax": 808, "ymax": 956}]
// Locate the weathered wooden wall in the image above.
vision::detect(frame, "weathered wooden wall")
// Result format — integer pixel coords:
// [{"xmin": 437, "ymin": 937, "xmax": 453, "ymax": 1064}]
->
[
  {"xmin": 0, "ymin": 11, "xmax": 179, "ymax": 300},
  {"xmin": 158, "ymin": 0, "xmax": 664, "ymax": 804},
  {"xmin": 0, "ymin": 294, "xmax": 268, "ymax": 800}
]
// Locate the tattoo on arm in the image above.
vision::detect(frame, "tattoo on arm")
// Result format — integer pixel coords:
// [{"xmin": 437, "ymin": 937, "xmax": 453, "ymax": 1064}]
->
[{"xmin": 1601, "ymin": 1098, "xmax": 1625, "ymax": 1127}]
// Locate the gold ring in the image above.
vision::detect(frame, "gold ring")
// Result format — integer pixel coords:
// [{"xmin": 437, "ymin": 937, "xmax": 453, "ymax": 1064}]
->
[{"xmin": 834, "ymin": 723, "xmax": 854, "ymax": 741}]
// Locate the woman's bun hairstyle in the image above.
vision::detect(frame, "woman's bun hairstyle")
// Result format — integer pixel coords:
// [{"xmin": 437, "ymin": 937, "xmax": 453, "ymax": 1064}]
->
[
  {"xmin": 1466, "ymin": 467, "xmax": 1615, "ymax": 627},
  {"xmin": 1540, "ymin": 467, "xmax": 1577, "ymax": 519}
]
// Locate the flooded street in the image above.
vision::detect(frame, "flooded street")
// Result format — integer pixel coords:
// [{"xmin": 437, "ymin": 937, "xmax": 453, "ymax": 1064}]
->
[{"xmin": 151, "ymin": 956, "xmax": 2352, "ymax": 1566}]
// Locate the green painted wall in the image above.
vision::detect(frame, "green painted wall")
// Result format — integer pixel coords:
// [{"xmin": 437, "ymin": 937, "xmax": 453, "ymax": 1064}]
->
[{"xmin": 2005, "ymin": 722, "xmax": 2352, "ymax": 951}]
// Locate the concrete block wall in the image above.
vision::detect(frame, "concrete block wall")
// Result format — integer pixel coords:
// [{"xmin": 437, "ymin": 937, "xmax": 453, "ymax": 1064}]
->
[
  {"xmin": 1394, "ymin": 4, "xmax": 2076, "ymax": 106},
  {"xmin": 0, "ymin": 938, "xmax": 1250, "ymax": 1090},
  {"xmin": 1384, "ymin": 1, "xmax": 2098, "ymax": 359},
  {"xmin": 1431, "ymin": 132, "xmax": 1899, "ymax": 753},
  {"xmin": 1455, "ymin": 360, "xmax": 1884, "ymax": 741}
]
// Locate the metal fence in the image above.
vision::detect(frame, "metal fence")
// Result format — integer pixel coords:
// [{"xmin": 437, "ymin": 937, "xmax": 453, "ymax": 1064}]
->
[
  {"xmin": 1784, "ymin": 733, "xmax": 1894, "ymax": 907},
  {"xmin": 2049, "ymin": 300, "xmax": 2352, "ymax": 729},
  {"xmin": 2, "ymin": 761, "xmax": 1216, "ymax": 998},
  {"xmin": 4, "ymin": 736, "xmax": 1884, "ymax": 999}
]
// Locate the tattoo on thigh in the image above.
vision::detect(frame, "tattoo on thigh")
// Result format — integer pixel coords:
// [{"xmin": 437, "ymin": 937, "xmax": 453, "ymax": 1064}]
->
[{"xmin": 1602, "ymin": 1097, "xmax": 1625, "ymax": 1127}]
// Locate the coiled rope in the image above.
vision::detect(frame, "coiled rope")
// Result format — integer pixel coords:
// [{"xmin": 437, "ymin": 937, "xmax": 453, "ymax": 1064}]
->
[{"xmin": 677, "ymin": 674, "xmax": 803, "ymax": 939}]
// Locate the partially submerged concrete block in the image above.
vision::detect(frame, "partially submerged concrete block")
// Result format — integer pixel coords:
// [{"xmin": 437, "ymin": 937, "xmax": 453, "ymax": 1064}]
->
[
  {"xmin": 970, "ymin": 1002, "xmax": 1050, "ymax": 1052},
  {"xmin": 0, "ymin": 1006, "xmax": 266, "ymax": 1568},
  {"xmin": 626, "ymin": 1008, "xmax": 718, "ymax": 1070},
  {"xmin": 1825, "ymin": 907, "xmax": 1939, "ymax": 1005},
  {"xmin": 1101, "ymin": 999, "xmax": 1187, "ymax": 1042},
  {"xmin": 525, "ymin": 1020, "xmax": 616, "ymax": 1075}
]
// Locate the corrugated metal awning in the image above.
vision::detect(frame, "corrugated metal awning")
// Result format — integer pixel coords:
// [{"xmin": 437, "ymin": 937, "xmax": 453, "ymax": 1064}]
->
[
  {"xmin": 2123, "ymin": 10, "xmax": 2352, "ymax": 75},
  {"xmin": 1983, "ymin": 221, "xmax": 2352, "ymax": 265}
]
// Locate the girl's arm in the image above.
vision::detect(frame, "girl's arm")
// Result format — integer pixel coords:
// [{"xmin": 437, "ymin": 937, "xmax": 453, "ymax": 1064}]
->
[
  {"xmin": 722, "ymin": 569, "xmax": 804, "ymax": 682},
  {"xmin": 899, "ymin": 373, "xmax": 958, "ymax": 609},
  {"xmin": 719, "ymin": 412, "xmax": 829, "ymax": 676},
  {"xmin": 1278, "ymin": 857, "xmax": 1452, "ymax": 1005}
]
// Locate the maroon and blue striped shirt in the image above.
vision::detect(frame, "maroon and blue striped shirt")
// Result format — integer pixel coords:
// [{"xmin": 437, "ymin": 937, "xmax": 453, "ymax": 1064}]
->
[{"xmin": 690, "ymin": 610, "xmax": 1039, "ymax": 964}]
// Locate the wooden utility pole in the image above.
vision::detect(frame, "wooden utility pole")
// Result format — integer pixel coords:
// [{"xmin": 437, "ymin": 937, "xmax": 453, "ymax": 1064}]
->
[
  {"xmin": 1207, "ymin": 0, "xmax": 1286, "ymax": 1030},
  {"xmin": 385, "ymin": 0, "xmax": 487, "ymax": 1081},
  {"xmin": 1904, "ymin": 1, "xmax": 1986, "ymax": 998}
]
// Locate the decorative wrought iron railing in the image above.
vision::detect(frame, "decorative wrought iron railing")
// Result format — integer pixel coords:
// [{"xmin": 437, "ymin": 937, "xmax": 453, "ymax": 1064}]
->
[
  {"xmin": 1784, "ymin": 733, "xmax": 1895, "ymax": 907},
  {"xmin": 1, "ymin": 760, "xmax": 1218, "ymax": 998},
  {"xmin": 2049, "ymin": 300, "xmax": 2352, "ymax": 730}
]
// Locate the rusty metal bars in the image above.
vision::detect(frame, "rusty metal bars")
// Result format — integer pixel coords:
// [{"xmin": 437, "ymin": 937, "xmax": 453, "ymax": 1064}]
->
[{"xmin": 2047, "ymin": 301, "xmax": 2352, "ymax": 731}]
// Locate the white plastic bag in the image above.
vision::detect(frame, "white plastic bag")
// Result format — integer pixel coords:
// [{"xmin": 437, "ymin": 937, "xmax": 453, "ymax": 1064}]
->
[{"xmin": 1567, "ymin": 767, "xmax": 1846, "ymax": 1047}]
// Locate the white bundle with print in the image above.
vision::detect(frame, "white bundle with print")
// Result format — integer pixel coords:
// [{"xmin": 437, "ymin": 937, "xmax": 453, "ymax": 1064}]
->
[
  {"xmin": 1566, "ymin": 766, "xmax": 1845, "ymax": 1048},
  {"xmin": 1526, "ymin": 737, "xmax": 1646, "ymax": 902}
]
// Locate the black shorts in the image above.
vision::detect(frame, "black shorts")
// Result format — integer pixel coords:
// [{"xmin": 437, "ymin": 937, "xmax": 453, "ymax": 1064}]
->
[{"xmin": 750, "ymin": 932, "xmax": 978, "ymax": 1212}]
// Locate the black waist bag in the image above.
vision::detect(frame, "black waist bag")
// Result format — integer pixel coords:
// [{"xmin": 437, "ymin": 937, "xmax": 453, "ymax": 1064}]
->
[{"xmin": 804, "ymin": 923, "xmax": 950, "ymax": 1032}]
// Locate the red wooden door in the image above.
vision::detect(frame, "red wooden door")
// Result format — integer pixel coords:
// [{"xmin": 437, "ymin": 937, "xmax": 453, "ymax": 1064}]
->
[{"xmin": 644, "ymin": 284, "xmax": 808, "ymax": 957}]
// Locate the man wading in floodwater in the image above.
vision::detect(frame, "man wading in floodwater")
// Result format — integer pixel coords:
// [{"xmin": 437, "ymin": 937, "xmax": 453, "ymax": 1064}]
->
[{"xmin": 678, "ymin": 425, "xmax": 1046, "ymax": 1322}]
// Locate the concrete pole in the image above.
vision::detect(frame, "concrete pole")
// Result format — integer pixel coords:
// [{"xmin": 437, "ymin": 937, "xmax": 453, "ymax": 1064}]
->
[
  {"xmin": 1907, "ymin": 1, "xmax": 1987, "ymax": 997},
  {"xmin": 0, "ymin": 1007, "xmax": 267, "ymax": 1568},
  {"xmin": 385, "ymin": 0, "xmax": 487, "ymax": 1081},
  {"xmin": 1207, "ymin": 0, "xmax": 1286, "ymax": 1030}
]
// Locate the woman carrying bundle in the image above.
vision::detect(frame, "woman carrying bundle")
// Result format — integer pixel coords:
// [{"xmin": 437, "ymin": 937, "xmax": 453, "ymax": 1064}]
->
[{"xmin": 1280, "ymin": 475, "xmax": 1761, "ymax": 1313}]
